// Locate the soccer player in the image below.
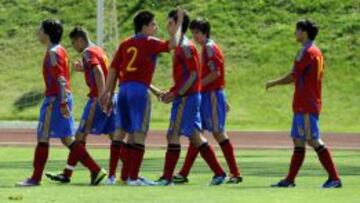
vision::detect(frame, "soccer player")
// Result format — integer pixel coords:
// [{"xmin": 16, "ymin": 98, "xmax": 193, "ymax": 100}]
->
[
  {"xmin": 99, "ymin": 10, "xmax": 183, "ymax": 186},
  {"xmin": 45, "ymin": 26, "xmax": 124, "ymax": 185},
  {"xmin": 16, "ymin": 19, "xmax": 106, "ymax": 187},
  {"xmin": 153, "ymin": 10, "xmax": 226, "ymax": 186},
  {"xmin": 172, "ymin": 17, "xmax": 242, "ymax": 184},
  {"xmin": 266, "ymin": 19, "xmax": 342, "ymax": 188}
]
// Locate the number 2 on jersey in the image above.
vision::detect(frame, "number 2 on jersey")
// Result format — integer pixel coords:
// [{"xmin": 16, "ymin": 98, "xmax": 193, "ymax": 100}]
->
[{"xmin": 126, "ymin": 46, "xmax": 138, "ymax": 72}]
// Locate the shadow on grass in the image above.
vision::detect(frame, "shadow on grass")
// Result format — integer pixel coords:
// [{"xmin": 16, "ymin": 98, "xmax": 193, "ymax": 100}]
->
[{"xmin": 13, "ymin": 90, "xmax": 43, "ymax": 111}]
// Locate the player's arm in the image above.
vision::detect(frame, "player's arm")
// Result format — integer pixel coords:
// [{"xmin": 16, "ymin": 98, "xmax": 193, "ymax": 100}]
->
[
  {"xmin": 100, "ymin": 67, "xmax": 117, "ymax": 113},
  {"xmin": 265, "ymin": 72, "xmax": 293, "ymax": 90},
  {"xmin": 93, "ymin": 65, "xmax": 106, "ymax": 96},
  {"xmin": 162, "ymin": 71, "xmax": 197, "ymax": 104},
  {"xmin": 168, "ymin": 10, "xmax": 184, "ymax": 50},
  {"xmin": 163, "ymin": 47, "xmax": 198, "ymax": 103},
  {"xmin": 266, "ymin": 49, "xmax": 311, "ymax": 91},
  {"xmin": 100, "ymin": 45, "xmax": 122, "ymax": 113},
  {"xmin": 178, "ymin": 71, "xmax": 197, "ymax": 96},
  {"xmin": 150, "ymin": 84, "xmax": 165, "ymax": 99},
  {"xmin": 201, "ymin": 69, "xmax": 220, "ymax": 87},
  {"xmin": 201, "ymin": 45, "xmax": 222, "ymax": 87},
  {"xmin": 49, "ymin": 51, "xmax": 71, "ymax": 118}
]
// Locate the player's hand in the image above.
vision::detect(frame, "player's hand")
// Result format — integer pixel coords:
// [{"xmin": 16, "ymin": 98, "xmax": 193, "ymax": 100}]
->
[
  {"xmin": 99, "ymin": 91, "xmax": 113, "ymax": 114},
  {"xmin": 73, "ymin": 60, "xmax": 84, "ymax": 72},
  {"xmin": 265, "ymin": 81, "xmax": 275, "ymax": 91},
  {"xmin": 60, "ymin": 103, "xmax": 71, "ymax": 119},
  {"xmin": 169, "ymin": 9, "xmax": 184, "ymax": 36},
  {"xmin": 226, "ymin": 101, "xmax": 231, "ymax": 113},
  {"xmin": 156, "ymin": 90, "xmax": 167, "ymax": 101},
  {"xmin": 161, "ymin": 91, "xmax": 175, "ymax": 104}
]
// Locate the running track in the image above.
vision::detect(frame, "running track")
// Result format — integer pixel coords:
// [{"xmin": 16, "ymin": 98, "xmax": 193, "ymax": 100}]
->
[{"xmin": 0, "ymin": 129, "xmax": 359, "ymax": 150}]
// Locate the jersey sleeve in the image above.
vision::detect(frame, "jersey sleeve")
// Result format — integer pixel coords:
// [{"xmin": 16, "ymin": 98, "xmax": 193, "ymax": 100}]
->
[
  {"xmin": 83, "ymin": 50, "xmax": 100, "ymax": 67},
  {"xmin": 205, "ymin": 44, "xmax": 222, "ymax": 72},
  {"xmin": 291, "ymin": 49, "xmax": 312, "ymax": 80},
  {"xmin": 182, "ymin": 45, "xmax": 199, "ymax": 72},
  {"xmin": 48, "ymin": 50, "xmax": 64, "ymax": 78},
  {"xmin": 148, "ymin": 37, "xmax": 170, "ymax": 54},
  {"xmin": 110, "ymin": 43, "xmax": 124, "ymax": 72}
]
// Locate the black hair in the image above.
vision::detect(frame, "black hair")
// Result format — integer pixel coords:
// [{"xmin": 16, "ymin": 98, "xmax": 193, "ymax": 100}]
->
[
  {"xmin": 189, "ymin": 17, "xmax": 211, "ymax": 38},
  {"xmin": 41, "ymin": 19, "xmax": 63, "ymax": 44},
  {"xmin": 168, "ymin": 9, "xmax": 190, "ymax": 34},
  {"xmin": 296, "ymin": 19, "xmax": 319, "ymax": 40},
  {"xmin": 134, "ymin": 10, "xmax": 155, "ymax": 34},
  {"xmin": 69, "ymin": 26, "xmax": 89, "ymax": 42}
]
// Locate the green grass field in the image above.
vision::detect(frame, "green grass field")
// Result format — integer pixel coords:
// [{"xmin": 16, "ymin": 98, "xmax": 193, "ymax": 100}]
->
[
  {"xmin": 0, "ymin": 147, "xmax": 359, "ymax": 203},
  {"xmin": 0, "ymin": 0, "xmax": 359, "ymax": 132}
]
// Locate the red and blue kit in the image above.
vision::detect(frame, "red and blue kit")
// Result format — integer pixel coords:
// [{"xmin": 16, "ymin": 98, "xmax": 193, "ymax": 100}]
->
[
  {"xmin": 37, "ymin": 44, "xmax": 75, "ymax": 138},
  {"xmin": 167, "ymin": 36, "xmax": 202, "ymax": 137},
  {"xmin": 77, "ymin": 44, "xmax": 116, "ymax": 135},
  {"xmin": 111, "ymin": 34, "xmax": 170, "ymax": 133},
  {"xmin": 200, "ymin": 39, "xmax": 227, "ymax": 133},
  {"xmin": 290, "ymin": 41, "xmax": 324, "ymax": 140}
]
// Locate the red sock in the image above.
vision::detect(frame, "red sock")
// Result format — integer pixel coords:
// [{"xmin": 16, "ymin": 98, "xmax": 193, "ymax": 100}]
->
[
  {"xmin": 70, "ymin": 141, "xmax": 100, "ymax": 173},
  {"xmin": 31, "ymin": 142, "xmax": 49, "ymax": 182},
  {"xmin": 120, "ymin": 144, "xmax": 132, "ymax": 181},
  {"xmin": 199, "ymin": 143, "xmax": 225, "ymax": 176},
  {"xmin": 220, "ymin": 140, "xmax": 240, "ymax": 177},
  {"xmin": 179, "ymin": 143, "xmax": 199, "ymax": 177},
  {"xmin": 316, "ymin": 146, "xmax": 340, "ymax": 181},
  {"xmin": 162, "ymin": 144, "xmax": 181, "ymax": 181},
  {"xmin": 108, "ymin": 140, "xmax": 123, "ymax": 178},
  {"xmin": 285, "ymin": 147, "xmax": 305, "ymax": 182},
  {"xmin": 63, "ymin": 142, "xmax": 85, "ymax": 178},
  {"xmin": 128, "ymin": 144, "xmax": 145, "ymax": 180}
]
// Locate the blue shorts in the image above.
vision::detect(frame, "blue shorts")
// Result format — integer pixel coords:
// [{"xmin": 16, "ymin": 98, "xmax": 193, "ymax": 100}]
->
[
  {"xmin": 116, "ymin": 82, "xmax": 151, "ymax": 134},
  {"xmin": 291, "ymin": 113, "xmax": 320, "ymax": 140},
  {"xmin": 77, "ymin": 97, "xmax": 116, "ymax": 135},
  {"xmin": 201, "ymin": 90, "xmax": 226, "ymax": 133},
  {"xmin": 167, "ymin": 93, "xmax": 202, "ymax": 138},
  {"xmin": 37, "ymin": 95, "xmax": 75, "ymax": 139}
]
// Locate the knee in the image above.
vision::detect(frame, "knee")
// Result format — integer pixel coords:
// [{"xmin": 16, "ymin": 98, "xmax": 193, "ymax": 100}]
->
[
  {"xmin": 112, "ymin": 129, "xmax": 126, "ymax": 141},
  {"xmin": 190, "ymin": 132, "xmax": 207, "ymax": 148},
  {"xmin": 213, "ymin": 132, "xmax": 228, "ymax": 143},
  {"xmin": 293, "ymin": 139, "xmax": 305, "ymax": 148},
  {"xmin": 133, "ymin": 132, "xmax": 146, "ymax": 145},
  {"xmin": 307, "ymin": 139, "xmax": 323, "ymax": 149},
  {"xmin": 61, "ymin": 136, "xmax": 75, "ymax": 147}
]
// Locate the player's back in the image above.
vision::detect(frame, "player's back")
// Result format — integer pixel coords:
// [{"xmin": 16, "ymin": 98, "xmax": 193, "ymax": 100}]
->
[
  {"xmin": 293, "ymin": 42, "xmax": 324, "ymax": 114},
  {"xmin": 111, "ymin": 34, "xmax": 169, "ymax": 87},
  {"xmin": 82, "ymin": 44, "xmax": 109, "ymax": 97},
  {"xmin": 43, "ymin": 44, "xmax": 71, "ymax": 96}
]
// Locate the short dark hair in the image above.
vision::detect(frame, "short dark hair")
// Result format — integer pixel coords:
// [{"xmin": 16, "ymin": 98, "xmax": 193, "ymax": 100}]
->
[
  {"xmin": 168, "ymin": 9, "xmax": 190, "ymax": 34},
  {"xmin": 296, "ymin": 19, "xmax": 319, "ymax": 40},
  {"xmin": 189, "ymin": 17, "xmax": 211, "ymax": 38},
  {"xmin": 134, "ymin": 10, "xmax": 155, "ymax": 34},
  {"xmin": 41, "ymin": 19, "xmax": 63, "ymax": 44},
  {"xmin": 69, "ymin": 26, "xmax": 90, "ymax": 42}
]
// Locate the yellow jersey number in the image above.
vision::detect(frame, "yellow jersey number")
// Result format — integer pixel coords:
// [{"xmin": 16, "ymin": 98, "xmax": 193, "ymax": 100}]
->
[{"xmin": 126, "ymin": 46, "xmax": 138, "ymax": 72}]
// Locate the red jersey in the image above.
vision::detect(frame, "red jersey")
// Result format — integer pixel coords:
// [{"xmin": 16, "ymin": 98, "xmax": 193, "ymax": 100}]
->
[
  {"xmin": 170, "ymin": 37, "xmax": 201, "ymax": 96},
  {"xmin": 291, "ymin": 41, "xmax": 324, "ymax": 114},
  {"xmin": 110, "ymin": 34, "xmax": 169, "ymax": 86},
  {"xmin": 201, "ymin": 39, "xmax": 225, "ymax": 92},
  {"xmin": 42, "ymin": 44, "xmax": 71, "ymax": 96},
  {"xmin": 82, "ymin": 44, "xmax": 109, "ymax": 97}
]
